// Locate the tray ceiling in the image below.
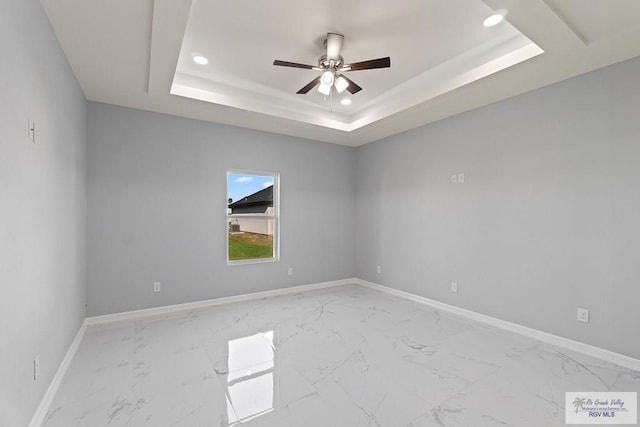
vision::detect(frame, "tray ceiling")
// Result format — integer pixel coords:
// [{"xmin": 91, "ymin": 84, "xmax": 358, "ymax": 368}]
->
[{"xmin": 42, "ymin": 0, "xmax": 640, "ymax": 146}]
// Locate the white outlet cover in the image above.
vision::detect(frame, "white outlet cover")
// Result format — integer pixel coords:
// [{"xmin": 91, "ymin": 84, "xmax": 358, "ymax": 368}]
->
[
  {"xmin": 458, "ymin": 173, "xmax": 465, "ymax": 183},
  {"xmin": 287, "ymin": 267, "xmax": 293, "ymax": 276},
  {"xmin": 451, "ymin": 174, "xmax": 458, "ymax": 183},
  {"xmin": 577, "ymin": 308, "xmax": 589, "ymax": 323},
  {"xmin": 153, "ymin": 282, "xmax": 161, "ymax": 292},
  {"xmin": 376, "ymin": 265, "xmax": 382, "ymax": 274},
  {"xmin": 451, "ymin": 282, "xmax": 458, "ymax": 293}
]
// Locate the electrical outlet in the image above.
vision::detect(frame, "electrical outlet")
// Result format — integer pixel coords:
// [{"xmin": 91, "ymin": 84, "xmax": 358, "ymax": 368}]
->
[
  {"xmin": 153, "ymin": 282, "xmax": 161, "ymax": 292},
  {"xmin": 577, "ymin": 308, "xmax": 589, "ymax": 323},
  {"xmin": 457, "ymin": 173, "xmax": 465, "ymax": 183},
  {"xmin": 287, "ymin": 267, "xmax": 293, "ymax": 276},
  {"xmin": 34, "ymin": 355, "xmax": 40, "ymax": 380},
  {"xmin": 376, "ymin": 265, "xmax": 382, "ymax": 274},
  {"xmin": 451, "ymin": 282, "xmax": 458, "ymax": 293},
  {"xmin": 451, "ymin": 174, "xmax": 458, "ymax": 184}
]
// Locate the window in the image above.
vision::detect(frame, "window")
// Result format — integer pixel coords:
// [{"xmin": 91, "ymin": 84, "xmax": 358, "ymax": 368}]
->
[{"xmin": 227, "ymin": 170, "xmax": 279, "ymax": 264}]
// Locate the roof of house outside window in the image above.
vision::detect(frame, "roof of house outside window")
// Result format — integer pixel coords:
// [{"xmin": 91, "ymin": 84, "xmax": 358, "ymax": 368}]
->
[{"xmin": 228, "ymin": 185, "xmax": 273, "ymax": 208}]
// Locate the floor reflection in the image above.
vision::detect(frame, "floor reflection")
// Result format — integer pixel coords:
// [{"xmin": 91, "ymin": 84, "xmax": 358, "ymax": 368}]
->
[{"xmin": 224, "ymin": 331, "xmax": 277, "ymax": 424}]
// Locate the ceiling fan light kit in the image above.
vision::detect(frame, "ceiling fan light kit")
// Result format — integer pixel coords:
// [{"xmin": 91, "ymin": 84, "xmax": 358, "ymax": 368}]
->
[
  {"xmin": 321, "ymin": 71, "xmax": 335, "ymax": 86},
  {"xmin": 273, "ymin": 32, "xmax": 391, "ymax": 97},
  {"xmin": 335, "ymin": 76, "xmax": 349, "ymax": 94},
  {"xmin": 318, "ymin": 83, "xmax": 331, "ymax": 96}
]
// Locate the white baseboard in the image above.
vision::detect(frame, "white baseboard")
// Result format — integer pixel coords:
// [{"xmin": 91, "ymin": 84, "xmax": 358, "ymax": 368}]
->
[
  {"xmin": 28, "ymin": 319, "xmax": 88, "ymax": 427},
  {"xmin": 86, "ymin": 278, "xmax": 355, "ymax": 326},
  {"xmin": 355, "ymin": 278, "xmax": 640, "ymax": 372}
]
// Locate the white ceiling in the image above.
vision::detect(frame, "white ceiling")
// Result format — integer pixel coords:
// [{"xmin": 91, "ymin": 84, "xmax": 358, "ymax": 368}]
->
[
  {"xmin": 42, "ymin": 0, "xmax": 640, "ymax": 146},
  {"xmin": 172, "ymin": 0, "xmax": 542, "ymax": 132}
]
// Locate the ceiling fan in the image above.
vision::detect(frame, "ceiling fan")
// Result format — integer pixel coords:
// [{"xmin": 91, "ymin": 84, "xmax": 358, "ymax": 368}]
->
[{"xmin": 273, "ymin": 33, "xmax": 391, "ymax": 96}]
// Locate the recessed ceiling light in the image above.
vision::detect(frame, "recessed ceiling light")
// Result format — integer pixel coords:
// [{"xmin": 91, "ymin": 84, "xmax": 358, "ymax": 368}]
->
[
  {"xmin": 483, "ymin": 9, "xmax": 508, "ymax": 27},
  {"xmin": 341, "ymin": 98, "xmax": 352, "ymax": 105},
  {"xmin": 193, "ymin": 55, "xmax": 209, "ymax": 65}
]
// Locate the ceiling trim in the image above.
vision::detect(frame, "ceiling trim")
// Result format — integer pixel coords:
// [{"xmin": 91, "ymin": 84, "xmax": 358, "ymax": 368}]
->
[{"xmin": 541, "ymin": 0, "xmax": 588, "ymax": 46}]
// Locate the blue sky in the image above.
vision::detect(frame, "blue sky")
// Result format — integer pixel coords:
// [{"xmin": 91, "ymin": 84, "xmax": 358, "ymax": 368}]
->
[{"xmin": 227, "ymin": 172, "xmax": 274, "ymax": 203}]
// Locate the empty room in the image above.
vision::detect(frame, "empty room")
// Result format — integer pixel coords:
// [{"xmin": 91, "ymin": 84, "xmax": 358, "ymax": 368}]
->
[{"xmin": 3, "ymin": 0, "xmax": 640, "ymax": 426}]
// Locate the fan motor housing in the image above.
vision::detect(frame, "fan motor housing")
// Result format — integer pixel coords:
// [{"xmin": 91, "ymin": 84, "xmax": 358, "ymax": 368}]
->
[{"xmin": 318, "ymin": 54, "xmax": 344, "ymax": 71}]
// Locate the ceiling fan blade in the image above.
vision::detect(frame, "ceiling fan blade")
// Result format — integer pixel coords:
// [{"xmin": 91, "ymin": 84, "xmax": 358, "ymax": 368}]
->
[
  {"xmin": 273, "ymin": 60, "xmax": 316, "ymax": 70},
  {"xmin": 339, "ymin": 75, "xmax": 363, "ymax": 94},
  {"xmin": 344, "ymin": 57, "xmax": 391, "ymax": 71},
  {"xmin": 326, "ymin": 33, "xmax": 344, "ymax": 61},
  {"xmin": 296, "ymin": 76, "xmax": 322, "ymax": 94}
]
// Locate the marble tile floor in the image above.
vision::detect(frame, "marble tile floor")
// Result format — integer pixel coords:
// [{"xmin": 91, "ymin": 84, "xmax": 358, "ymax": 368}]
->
[{"xmin": 42, "ymin": 284, "xmax": 640, "ymax": 427}]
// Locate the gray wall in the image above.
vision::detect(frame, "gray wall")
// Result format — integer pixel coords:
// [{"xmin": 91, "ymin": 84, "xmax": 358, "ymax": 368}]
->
[
  {"xmin": 356, "ymin": 57, "xmax": 640, "ymax": 359},
  {"xmin": 87, "ymin": 103, "xmax": 356, "ymax": 315},
  {"xmin": 0, "ymin": 1, "xmax": 87, "ymax": 425}
]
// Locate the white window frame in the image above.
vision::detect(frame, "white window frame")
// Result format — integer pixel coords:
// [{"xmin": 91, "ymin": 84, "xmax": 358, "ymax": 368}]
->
[{"xmin": 226, "ymin": 169, "xmax": 280, "ymax": 265}]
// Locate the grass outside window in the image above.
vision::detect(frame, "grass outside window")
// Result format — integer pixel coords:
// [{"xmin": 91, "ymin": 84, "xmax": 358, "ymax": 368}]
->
[{"xmin": 228, "ymin": 232, "xmax": 273, "ymax": 260}]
